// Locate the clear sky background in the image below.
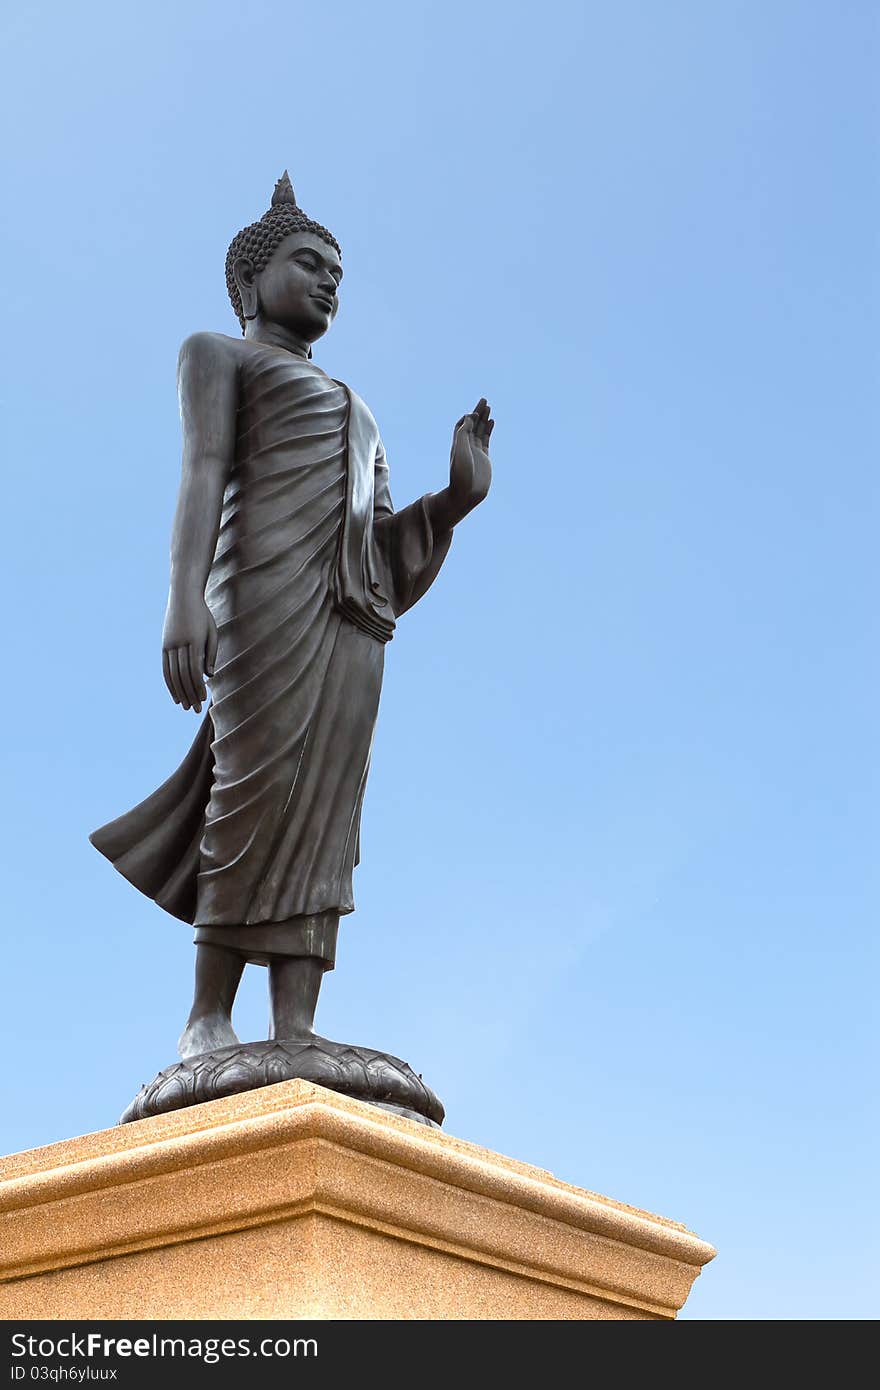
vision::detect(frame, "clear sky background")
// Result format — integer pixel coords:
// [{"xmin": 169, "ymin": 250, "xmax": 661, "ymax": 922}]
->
[{"xmin": 0, "ymin": 1, "xmax": 876, "ymax": 1321}]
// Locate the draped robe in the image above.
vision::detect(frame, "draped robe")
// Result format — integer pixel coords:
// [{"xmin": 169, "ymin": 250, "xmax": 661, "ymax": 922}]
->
[{"xmin": 91, "ymin": 343, "xmax": 452, "ymax": 946}]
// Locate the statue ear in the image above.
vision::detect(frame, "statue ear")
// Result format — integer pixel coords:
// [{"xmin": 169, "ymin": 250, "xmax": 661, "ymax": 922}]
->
[{"xmin": 233, "ymin": 256, "xmax": 259, "ymax": 321}]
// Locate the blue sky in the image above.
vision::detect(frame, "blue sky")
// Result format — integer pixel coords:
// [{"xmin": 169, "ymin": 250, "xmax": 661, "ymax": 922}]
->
[{"xmin": 1, "ymin": 1, "xmax": 876, "ymax": 1320}]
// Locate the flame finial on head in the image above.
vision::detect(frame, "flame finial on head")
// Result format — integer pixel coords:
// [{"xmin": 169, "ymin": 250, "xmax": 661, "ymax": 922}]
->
[{"xmin": 271, "ymin": 170, "xmax": 298, "ymax": 209}]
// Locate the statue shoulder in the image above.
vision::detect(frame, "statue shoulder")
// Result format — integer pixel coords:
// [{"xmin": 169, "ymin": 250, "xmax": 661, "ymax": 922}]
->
[
  {"xmin": 177, "ymin": 331, "xmax": 243, "ymax": 379},
  {"xmin": 342, "ymin": 380, "xmax": 381, "ymax": 437}
]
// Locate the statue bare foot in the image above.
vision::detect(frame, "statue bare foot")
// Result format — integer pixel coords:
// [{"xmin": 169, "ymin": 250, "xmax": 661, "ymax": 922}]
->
[
  {"xmin": 177, "ymin": 1011, "xmax": 239, "ymax": 1059},
  {"xmin": 269, "ymin": 957, "xmax": 325, "ymax": 1042},
  {"xmin": 177, "ymin": 944, "xmax": 244, "ymax": 1058}
]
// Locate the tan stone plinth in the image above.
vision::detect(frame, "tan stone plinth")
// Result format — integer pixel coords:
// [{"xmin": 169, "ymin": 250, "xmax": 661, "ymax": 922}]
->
[{"xmin": 0, "ymin": 1080, "xmax": 714, "ymax": 1320}]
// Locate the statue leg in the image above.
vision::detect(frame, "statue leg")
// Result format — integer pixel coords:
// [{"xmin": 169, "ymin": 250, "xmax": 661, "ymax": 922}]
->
[
  {"xmin": 177, "ymin": 944, "xmax": 244, "ymax": 1059},
  {"xmin": 268, "ymin": 957, "xmax": 327, "ymax": 1041}
]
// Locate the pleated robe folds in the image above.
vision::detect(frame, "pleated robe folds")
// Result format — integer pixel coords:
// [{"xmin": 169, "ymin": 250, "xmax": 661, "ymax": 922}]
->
[{"xmin": 91, "ymin": 344, "xmax": 452, "ymax": 933}]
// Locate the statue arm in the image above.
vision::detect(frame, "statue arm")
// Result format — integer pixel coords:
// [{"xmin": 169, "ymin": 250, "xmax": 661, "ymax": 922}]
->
[
  {"xmin": 161, "ymin": 333, "xmax": 238, "ymax": 713},
  {"xmin": 373, "ymin": 400, "xmax": 493, "ymax": 618}
]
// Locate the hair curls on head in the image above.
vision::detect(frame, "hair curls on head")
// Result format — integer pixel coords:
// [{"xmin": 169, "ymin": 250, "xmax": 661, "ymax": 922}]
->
[{"xmin": 225, "ymin": 172, "xmax": 341, "ymax": 331}]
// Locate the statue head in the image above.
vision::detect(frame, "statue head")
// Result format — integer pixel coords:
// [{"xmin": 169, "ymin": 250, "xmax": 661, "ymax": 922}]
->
[{"xmin": 225, "ymin": 173, "xmax": 343, "ymax": 341}]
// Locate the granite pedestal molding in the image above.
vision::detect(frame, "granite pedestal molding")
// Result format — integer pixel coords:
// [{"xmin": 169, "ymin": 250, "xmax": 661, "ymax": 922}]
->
[{"xmin": 0, "ymin": 1081, "xmax": 715, "ymax": 1320}]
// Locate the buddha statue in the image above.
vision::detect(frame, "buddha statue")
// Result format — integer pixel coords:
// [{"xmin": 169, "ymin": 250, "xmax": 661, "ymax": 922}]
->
[{"xmin": 91, "ymin": 173, "xmax": 493, "ymax": 1124}]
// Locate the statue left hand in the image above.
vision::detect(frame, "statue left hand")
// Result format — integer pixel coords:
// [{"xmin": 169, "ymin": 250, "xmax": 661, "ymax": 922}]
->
[{"xmin": 449, "ymin": 398, "xmax": 494, "ymax": 515}]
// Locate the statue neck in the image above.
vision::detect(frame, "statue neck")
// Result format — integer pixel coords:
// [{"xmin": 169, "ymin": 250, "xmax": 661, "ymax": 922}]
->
[{"xmin": 244, "ymin": 319, "xmax": 312, "ymax": 359}]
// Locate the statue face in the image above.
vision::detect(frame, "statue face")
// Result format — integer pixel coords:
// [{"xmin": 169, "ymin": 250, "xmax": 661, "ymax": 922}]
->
[{"xmin": 244, "ymin": 231, "xmax": 343, "ymax": 342}]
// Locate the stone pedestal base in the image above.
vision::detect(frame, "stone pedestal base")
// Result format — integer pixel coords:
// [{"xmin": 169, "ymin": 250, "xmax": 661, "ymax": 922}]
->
[{"xmin": 0, "ymin": 1081, "xmax": 714, "ymax": 1320}]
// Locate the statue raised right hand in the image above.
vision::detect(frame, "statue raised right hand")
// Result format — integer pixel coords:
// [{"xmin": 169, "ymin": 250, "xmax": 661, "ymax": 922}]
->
[{"xmin": 449, "ymin": 398, "xmax": 494, "ymax": 515}]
